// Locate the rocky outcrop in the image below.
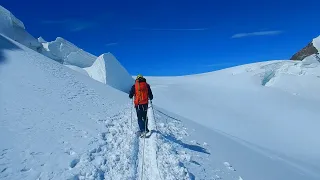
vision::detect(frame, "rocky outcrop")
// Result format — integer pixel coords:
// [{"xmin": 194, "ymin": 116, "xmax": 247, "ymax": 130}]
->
[{"xmin": 290, "ymin": 42, "xmax": 318, "ymax": 60}]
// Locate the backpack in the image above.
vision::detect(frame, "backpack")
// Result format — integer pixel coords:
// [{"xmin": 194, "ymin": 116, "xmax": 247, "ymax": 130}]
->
[{"xmin": 134, "ymin": 80, "xmax": 149, "ymax": 106}]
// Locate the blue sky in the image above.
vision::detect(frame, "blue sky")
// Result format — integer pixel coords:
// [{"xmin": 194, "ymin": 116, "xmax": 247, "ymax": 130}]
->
[{"xmin": 2, "ymin": 0, "xmax": 320, "ymax": 75}]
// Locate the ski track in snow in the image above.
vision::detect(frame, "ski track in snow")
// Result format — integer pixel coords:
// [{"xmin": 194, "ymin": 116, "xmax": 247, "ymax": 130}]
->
[
  {"xmin": 137, "ymin": 107, "xmax": 162, "ymax": 180},
  {"xmin": 135, "ymin": 106, "xmax": 195, "ymax": 180}
]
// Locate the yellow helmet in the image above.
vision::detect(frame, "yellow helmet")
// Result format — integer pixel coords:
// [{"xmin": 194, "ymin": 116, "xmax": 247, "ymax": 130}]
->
[{"xmin": 136, "ymin": 74, "xmax": 143, "ymax": 79}]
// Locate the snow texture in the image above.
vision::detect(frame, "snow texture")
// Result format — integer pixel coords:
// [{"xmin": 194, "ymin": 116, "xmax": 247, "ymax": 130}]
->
[
  {"xmin": 84, "ymin": 53, "xmax": 134, "ymax": 93},
  {"xmin": 312, "ymin": 35, "xmax": 320, "ymax": 52},
  {"xmin": 38, "ymin": 37, "xmax": 97, "ymax": 68},
  {"xmin": 0, "ymin": 5, "xmax": 41, "ymax": 50}
]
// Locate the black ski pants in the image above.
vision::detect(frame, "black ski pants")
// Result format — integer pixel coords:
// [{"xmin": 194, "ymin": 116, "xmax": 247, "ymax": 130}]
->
[{"xmin": 136, "ymin": 104, "xmax": 149, "ymax": 132}]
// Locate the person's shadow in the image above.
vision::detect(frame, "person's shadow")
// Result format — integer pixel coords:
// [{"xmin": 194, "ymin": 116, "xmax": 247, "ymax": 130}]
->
[
  {"xmin": 149, "ymin": 130, "xmax": 210, "ymax": 154},
  {"xmin": 0, "ymin": 35, "xmax": 22, "ymax": 66}
]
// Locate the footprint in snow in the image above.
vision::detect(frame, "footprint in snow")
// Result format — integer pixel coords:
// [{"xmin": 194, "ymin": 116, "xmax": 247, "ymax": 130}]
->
[
  {"xmin": 70, "ymin": 159, "xmax": 80, "ymax": 168},
  {"xmin": 223, "ymin": 162, "xmax": 236, "ymax": 171}
]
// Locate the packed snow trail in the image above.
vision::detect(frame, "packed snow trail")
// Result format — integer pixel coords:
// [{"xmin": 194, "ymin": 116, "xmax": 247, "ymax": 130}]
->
[
  {"xmin": 133, "ymin": 104, "xmax": 194, "ymax": 180},
  {"xmin": 137, "ymin": 106, "xmax": 162, "ymax": 180}
]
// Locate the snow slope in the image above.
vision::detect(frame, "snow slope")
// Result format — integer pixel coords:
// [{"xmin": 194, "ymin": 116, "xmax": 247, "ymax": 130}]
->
[
  {"xmin": 0, "ymin": 34, "xmax": 192, "ymax": 180},
  {"xmin": 147, "ymin": 57, "xmax": 320, "ymax": 179},
  {"xmin": 84, "ymin": 53, "xmax": 134, "ymax": 93},
  {"xmin": 0, "ymin": 5, "xmax": 40, "ymax": 51},
  {"xmin": 38, "ymin": 37, "xmax": 96, "ymax": 68},
  {"xmin": 0, "ymin": 34, "xmax": 132, "ymax": 179},
  {"xmin": 312, "ymin": 35, "xmax": 320, "ymax": 51}
]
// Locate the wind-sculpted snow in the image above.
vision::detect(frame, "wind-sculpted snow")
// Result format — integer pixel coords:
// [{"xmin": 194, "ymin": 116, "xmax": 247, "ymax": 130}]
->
[
  {"xmin": 84, "ymin": 53, "xmax": 134, "ymax": 93},
  {"xmin": 0, "ymin": 5, "xmax": 41, "ymax": 50}
]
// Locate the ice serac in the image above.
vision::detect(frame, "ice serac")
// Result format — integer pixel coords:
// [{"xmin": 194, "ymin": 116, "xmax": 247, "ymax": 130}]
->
[
  {"xmin": 0, "ymin": 5, "xmax": 41, "ymax": 50},
  {"xmin": 38, "ymin": 37, "xmax": 96, "ymax": 68},
  {"xmin": 85, "ymin": 53, "xmax": 134, "ymax": 93}
]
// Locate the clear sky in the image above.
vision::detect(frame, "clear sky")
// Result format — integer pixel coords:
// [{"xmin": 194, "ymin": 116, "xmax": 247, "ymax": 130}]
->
[{"xmin": 2, "ymin": 0, "xmax": 320, "ymax": 75}]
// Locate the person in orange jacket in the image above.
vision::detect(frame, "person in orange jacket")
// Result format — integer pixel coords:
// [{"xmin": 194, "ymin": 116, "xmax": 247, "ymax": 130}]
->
[{"xmin": 129, "ymin": 74, "xmax": 153, "ymax": 135}]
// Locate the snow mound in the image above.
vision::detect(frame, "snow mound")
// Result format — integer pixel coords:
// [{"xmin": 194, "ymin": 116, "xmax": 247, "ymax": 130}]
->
[
  {"xmin": 0, "ymin": 5, "xmax": 41, "ymax": 50},
  {"xmin": 38, "ymin": 37, "xmax": 96, "ymax": 68},
  {"xmin": 84, "ymin": 53, "xmax": 134, "ymax": 93},
  {"xmin": 312, "ymin": 35, "xmax": 320, "ymax": 51}
]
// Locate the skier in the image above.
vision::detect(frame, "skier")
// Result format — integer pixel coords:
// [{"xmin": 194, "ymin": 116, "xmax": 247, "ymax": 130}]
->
[{"xmin": 129, "ymin": 74, "xmax": 153, "ymax": 137}]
